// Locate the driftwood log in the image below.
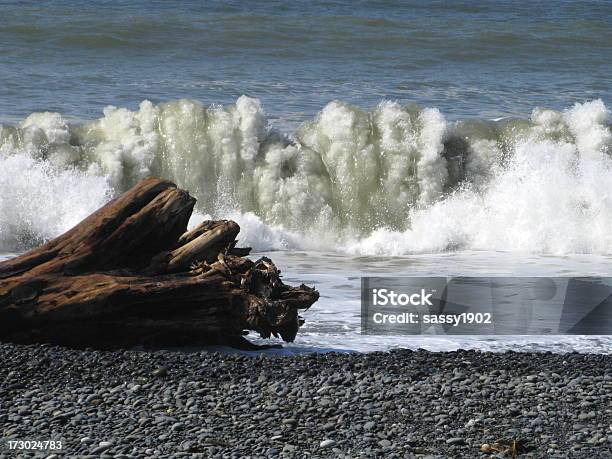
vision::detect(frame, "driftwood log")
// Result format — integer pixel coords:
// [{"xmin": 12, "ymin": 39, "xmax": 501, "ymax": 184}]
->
[{"xmin": 0, "ymin": 177, "xmax": 318, "ymax": 349}]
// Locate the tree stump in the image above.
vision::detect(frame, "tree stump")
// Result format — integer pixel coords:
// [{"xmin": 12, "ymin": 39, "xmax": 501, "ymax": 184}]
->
[{"xmin": 0, "ymin": 177, "xmax": 318, "ymax": 349}]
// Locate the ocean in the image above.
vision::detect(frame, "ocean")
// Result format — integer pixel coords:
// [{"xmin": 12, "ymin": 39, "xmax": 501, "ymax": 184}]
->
[{"xmin": 1, "ymin": 0, "xmax": 611, "ymax": 353}]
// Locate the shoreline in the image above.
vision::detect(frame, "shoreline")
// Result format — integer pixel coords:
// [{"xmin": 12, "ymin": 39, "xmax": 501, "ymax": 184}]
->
[{"xmin": 1, "ymin": 343, "xmax": 610, "ymax": 458}]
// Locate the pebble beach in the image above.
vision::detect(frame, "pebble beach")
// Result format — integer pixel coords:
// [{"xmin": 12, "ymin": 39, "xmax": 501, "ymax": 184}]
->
[{"xmin": 1, "ymin": 343, "xmax": 610, "ymax": 458}]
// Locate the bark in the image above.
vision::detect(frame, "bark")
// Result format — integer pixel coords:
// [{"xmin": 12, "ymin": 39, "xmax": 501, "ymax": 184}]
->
[{"xmin": 0, "ymin": 177, "xmax": 318, "ymax": 349}]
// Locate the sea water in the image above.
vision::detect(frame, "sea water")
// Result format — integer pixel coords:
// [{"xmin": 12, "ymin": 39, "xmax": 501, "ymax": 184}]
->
[
  {"xmin": 1, "ymin": 1, "xmax": 611, "ymax": 353},
  {"xmin": 1, "ymin": 1, "xmax": 610, "ymax": 128},
  {"xmin": 251, "ymin": 251, "xmax": 612, "ymax": 353}
]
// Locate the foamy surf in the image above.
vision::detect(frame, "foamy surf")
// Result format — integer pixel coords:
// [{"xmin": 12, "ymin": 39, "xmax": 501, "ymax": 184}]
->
[{"xmin": 0, "ymin": 97, "xmax": 610, "ymax": 255}]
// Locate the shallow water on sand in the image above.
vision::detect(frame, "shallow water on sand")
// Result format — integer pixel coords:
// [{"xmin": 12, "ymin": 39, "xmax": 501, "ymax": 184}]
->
[{"xmin": 242, "ymin": 250, "xmax": 612, "ymax": 354}]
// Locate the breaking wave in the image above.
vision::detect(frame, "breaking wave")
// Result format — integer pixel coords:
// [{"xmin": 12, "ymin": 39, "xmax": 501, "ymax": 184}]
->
[{"xmin": 1, "ymin": 97, "xmax": 610, "ymax": 254}]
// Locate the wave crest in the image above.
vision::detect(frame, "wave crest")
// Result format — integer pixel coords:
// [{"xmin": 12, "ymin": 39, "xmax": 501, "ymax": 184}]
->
[{"xmin": 1, "ymin": 97, "xmax": 610, "ymax": 254}]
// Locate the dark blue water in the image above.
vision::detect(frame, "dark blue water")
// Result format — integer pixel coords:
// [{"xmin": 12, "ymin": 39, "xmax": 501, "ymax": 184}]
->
[{"xmin": 1, "ymin": 0, "xmax": 610, "ymax": 128}]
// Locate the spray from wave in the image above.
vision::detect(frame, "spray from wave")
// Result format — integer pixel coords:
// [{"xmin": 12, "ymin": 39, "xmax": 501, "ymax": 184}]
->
[{"xmin": 0, "ymin": 97, "xmax": 610, "ymax": 254}]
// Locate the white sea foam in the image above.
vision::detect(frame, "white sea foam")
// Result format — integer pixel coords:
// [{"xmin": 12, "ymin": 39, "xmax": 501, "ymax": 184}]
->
[
  {"xmin": 0, "ymin": 153, "xmax": 111, "ymax": 250},
  {"xmin": 346, "ymin": 101, "xmax": 612, "ymax": 255},
  {"xmin": 0, "ymin": 97, "xmax": 610, "ymax": 255}
]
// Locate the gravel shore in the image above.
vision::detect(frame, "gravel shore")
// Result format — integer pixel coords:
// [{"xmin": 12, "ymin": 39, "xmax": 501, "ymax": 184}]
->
[{"xmin": 0, "ymin": 343, "xmax": 610, "ymax": 458}]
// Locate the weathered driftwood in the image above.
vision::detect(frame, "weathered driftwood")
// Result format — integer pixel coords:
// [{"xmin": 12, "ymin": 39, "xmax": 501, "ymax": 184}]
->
[{"xmin": 0, "ymin": 177, "xmax": 318, "ymax": 349}]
